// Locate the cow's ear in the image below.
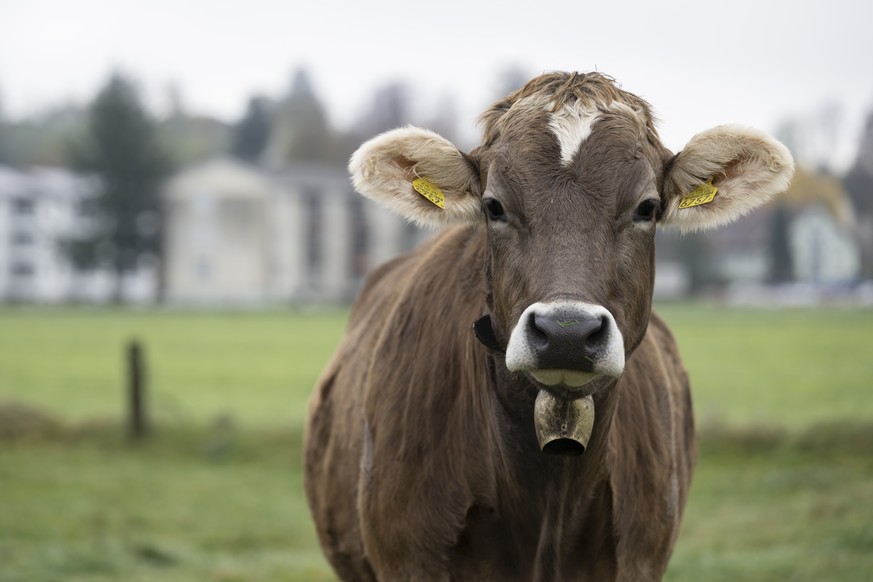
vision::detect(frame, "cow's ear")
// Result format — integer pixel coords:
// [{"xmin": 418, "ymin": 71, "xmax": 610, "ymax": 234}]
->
[
  {"xmin": 660, "ymin": 125, "xmax": 794, "ymax": 232},
  {"xmin": 349, "ymin": 126, "xmax": 481, "ymax": 228}
]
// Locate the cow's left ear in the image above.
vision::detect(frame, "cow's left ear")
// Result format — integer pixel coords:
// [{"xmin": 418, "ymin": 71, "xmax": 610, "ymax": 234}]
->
[
  {"xmin": 349, "ymin": 126, "xmax": 481, "ymax": 228},
  {"xmin": 660, "ymin": 125, "xmax": 794, "ymax": 232}
]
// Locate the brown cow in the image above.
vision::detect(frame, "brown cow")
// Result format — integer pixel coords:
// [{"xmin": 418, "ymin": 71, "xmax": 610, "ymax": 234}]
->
[{"xmin": 305, "ymin": 72, "xmax": 793, "ymax": 581}]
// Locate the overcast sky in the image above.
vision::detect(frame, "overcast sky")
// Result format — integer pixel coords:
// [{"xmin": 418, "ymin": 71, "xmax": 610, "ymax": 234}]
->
[{"xmin": 1, "ymin": 0, "xmax": 872, "ymax": 168}]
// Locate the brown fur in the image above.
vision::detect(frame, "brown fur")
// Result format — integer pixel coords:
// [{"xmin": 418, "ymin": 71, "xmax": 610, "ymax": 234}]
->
[
  {"xmin": 306, "ymin": 73, "xmax": 721, "ymax": 580},
  {"xmin": 478, "ymin": 72, "xmax": 658, "ymax": 149}
]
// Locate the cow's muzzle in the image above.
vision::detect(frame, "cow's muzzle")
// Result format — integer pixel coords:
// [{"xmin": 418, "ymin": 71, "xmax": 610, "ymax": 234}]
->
[{"xmin": 505, "ymin": 301, "xmax": 625, "ymax": 391}]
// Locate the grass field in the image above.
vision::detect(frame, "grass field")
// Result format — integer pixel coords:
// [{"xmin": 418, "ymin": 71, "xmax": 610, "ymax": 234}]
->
[
  {"xmin": 0, "ymin": 308, "xmax": 347, "ymax": 428},
  {"xmin": 0, "ymin": 305, "xmax": 872, "ymax": 581}
]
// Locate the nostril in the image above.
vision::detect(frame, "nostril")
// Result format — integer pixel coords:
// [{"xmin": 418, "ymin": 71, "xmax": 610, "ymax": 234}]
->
[
  {"xmin": 529, "ymin": 313, "xmax": 550, "ymax": 349},
  {"xmin": 584, "ymin": 316, "xmax": 608, "ymax": 349},
  {"xmin": 531, "ymin": 311, "xmax": 605, "ymax": 352}
]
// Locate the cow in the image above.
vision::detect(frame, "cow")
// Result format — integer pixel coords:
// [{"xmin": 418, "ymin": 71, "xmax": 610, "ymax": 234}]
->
[{"xmin": 304, "ymin": 71, "xmax": 793, "ymax": 581}]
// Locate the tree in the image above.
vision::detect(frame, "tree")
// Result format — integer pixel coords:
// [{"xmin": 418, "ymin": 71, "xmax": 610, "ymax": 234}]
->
[
  {"xmin": 0, "ymin": 105, "xmax": 87, "ymax": 166},
  {"xmin": 66, "ymin": 73, "xmax": 172, "ymax": 302},
  {"xmin": 844, "ymin": 109, "xmax": 873, "ymax": 277},
  {"xmin": 844, "ymin": 110, "xmax": 873, "ymax": 216},
  {"xmin": 494, "ymin": 65, "xmax": 530, "ymax": 100},
  {"xmin": 354, "ymin": 81, "xmax": 411, "ymax": 139},
  {"xmin": 156, "ymin": 82, "xmax": 232, "ymax": 166},
  {"xmin": 263, "ymin": 68, "xmax": 339, "ymax": 165},
  {"xmin": 675, "ymin": 232, "xmax": 716, "ymax": 294},
  {"xmin": 767, "ymin": 205, "xmax": 794, "ymax": 283},
  {"xmin": 775, "ymin": 102, "xmax": 845, "ymax": 174},
  {"xmin": 231, "ymin": 95, "xmax": 272, "ymax": 163},
  {"xmin": 0, "ymin": 88, "xmax": 7, "ymax": 164},
  {"xmin": 425, "ymin": 93, "xmax": 461, "ymax": 147}
]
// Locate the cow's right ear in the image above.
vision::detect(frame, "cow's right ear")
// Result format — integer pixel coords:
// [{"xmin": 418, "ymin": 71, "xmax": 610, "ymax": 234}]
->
[{"xmin": 349, "ymin": 126, "xmax": 482, "ymax": 228}]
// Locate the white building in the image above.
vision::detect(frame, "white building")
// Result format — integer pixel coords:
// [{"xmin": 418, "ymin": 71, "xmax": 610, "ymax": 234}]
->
[
  {"xmin": 0, "ymin": 165, "xmax": 99, "ymax": 302},
  {"xmin": 790, "ymin": 204, "xmax": 860, "ymax": 283},
  {"xmin": 163, "ymin": 157, "xmax": 424, "ymax": 305},
  {"xmin": 656, "ymin": 168, "xmax": 862, "ymax": 296},
  {"xmin": 0, "ymin": 165, "xmax": 156, "ymax": 303},
  {"xmin": 6, "ymin": 160, "xmax": 862, "ymax": 306}
]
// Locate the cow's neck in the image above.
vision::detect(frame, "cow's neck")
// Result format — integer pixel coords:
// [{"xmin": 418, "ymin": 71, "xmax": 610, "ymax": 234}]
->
[
  {"xmin": 486, "ymin": 361, "xmax": 622, "ymax": 571},
  {"xmin": 491, "ymin": 360, "xmax": 620, "ymax": 492}
]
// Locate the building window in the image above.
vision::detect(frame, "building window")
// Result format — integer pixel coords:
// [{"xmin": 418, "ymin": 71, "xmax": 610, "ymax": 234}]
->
[
  {"xmin": 303, "ymin": 188, "xmax": 323, "ymax": 279},
  {"xmin": 12, "ymin": 198, "xmax": 35, "ymax": 215},
  {"xmin": 10, "ymin": 262, "xmax": 34, "ymax": 277},
  {"xmin": 11, "ymin": 232, "xmax": 34, "ymax": 246}
]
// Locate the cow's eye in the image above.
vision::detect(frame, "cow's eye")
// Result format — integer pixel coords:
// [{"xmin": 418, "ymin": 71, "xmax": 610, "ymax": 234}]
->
[
  {"xmin": 483, "ymin": 197, "xmax": 506, "ymax": 222},
  {"xmin": 634, "ymin": 199, "xmax": 660, "ymax": 222}
]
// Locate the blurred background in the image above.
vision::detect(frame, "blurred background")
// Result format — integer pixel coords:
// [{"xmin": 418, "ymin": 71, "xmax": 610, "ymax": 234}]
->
[{"xmin": 0, "ymin": 1, "xmax": 871, "ymax": 580}]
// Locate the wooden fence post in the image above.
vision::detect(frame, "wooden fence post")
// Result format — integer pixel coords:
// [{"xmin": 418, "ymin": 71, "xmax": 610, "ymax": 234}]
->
[{"xmin": 127, "ymin": 339, "xmax": 148, "ymax": 439}]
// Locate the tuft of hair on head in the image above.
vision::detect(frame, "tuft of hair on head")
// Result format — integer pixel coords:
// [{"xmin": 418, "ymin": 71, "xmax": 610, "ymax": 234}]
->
[{"xmin": 477, "ymin": 71, "xmax": 657, "ymax": 147}]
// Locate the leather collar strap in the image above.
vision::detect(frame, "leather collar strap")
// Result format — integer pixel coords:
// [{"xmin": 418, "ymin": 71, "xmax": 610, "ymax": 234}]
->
[{"xmin": 472, "ymin": 314, "xmax": 505, "ymax": 353}]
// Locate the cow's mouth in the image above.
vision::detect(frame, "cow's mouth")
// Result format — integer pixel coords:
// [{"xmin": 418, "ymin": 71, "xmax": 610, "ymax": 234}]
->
[
  {"xmin": 525, "ymin": 370, "xmax": 612, "ymax": 400},
  {"xmin": 529, "ymin": 369, "xmax": 596, "ymax": 388},
  {"xmin": 533, "ymin": 389, "xmax": 595, "ymax": 456}
]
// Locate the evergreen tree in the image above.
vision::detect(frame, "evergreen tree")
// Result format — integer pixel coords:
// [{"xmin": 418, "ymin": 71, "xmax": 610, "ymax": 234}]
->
[
  {"xmin": 66, "ymin": 73, "xmax": 172, "ymax": 302},
  {"xmin": 844, "ymin": 110, "xmax": 873, "ymax": 217},
  {"xmin": 264, "ymin": 69, "xmax": 338, "ymax": 165},
  {"xmin": 355, "ymin": 81, "xmax": 411, "ymax": 139},
  {"xmin": 0, "ymin": 89, "xmax": 7, "ymax": 164},
  {"xmin": 495, "ymin": 65, "xmax": 529, "ymax": 100},
  {"xmin": 768, "ymin": 205, "xmax": 795, "ymax": 283},
  {"xmin": 675, "ymin": 232, "xmax": 715, "ymax": 294},
  {"xmin": 231, "ymin": 95, "xmax": 271, "ymax": 163},
  {"xmin": 0, "ymin": 105, "xmax": 87, "ymax": 166},
  {"xmin": 426, "ymin": 94, "xmax": 459, "ymax": 142},
  {"xmin": 844, "ymin": 110, "xmax": 873, "ymax": 277}
]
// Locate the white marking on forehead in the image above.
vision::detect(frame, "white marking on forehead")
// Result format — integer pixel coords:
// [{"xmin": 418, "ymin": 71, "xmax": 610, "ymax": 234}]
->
[
  {"xmin": 501, "ymin": 96, "xmax": 650, "ymax": 168},
  {"xmin": 549, "ymin": 101, "xmax": 601, "ymax": 167},
  {"xmin": 548, "ymin": 100, "xmax": 651, "ymax": 167}
]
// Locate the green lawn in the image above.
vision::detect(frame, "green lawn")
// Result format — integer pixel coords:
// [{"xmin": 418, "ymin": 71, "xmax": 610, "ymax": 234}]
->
[
  {"xmin": 656, "ymin": 305, "xmax": 873, "ymax": 429},
  {"xmin": 0, "ymin": 305, "xmax": 871, "ymax": 581},
  {"xmin": 0, "ymin": 308, "xmax": 349, "ymax": 427},
  {"xmin": 670, "ymin": 436, "xmax": 873, "ymax": 581},
  {"xmin": 0, "ymin": 428, "xmax": 333, "ymax": 582}
]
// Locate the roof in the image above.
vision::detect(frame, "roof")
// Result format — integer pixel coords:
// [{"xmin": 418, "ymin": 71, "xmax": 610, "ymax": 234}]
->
[
  {"xmin": 0, "ymin": 164, "xmax": 95, "ymax": 201},
  {"xmin": 164, "ymin": 156, "xmax": 273, "ymax": 200},
  {"xmin": 165, "ymin": 156, "xmax": 353, "ymax": 200}
]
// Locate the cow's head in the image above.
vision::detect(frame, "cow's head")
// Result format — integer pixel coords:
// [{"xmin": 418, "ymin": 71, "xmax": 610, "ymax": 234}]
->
[{"xmin": 350, "ymin": 72, "xmax": 793, "ymax": 451}]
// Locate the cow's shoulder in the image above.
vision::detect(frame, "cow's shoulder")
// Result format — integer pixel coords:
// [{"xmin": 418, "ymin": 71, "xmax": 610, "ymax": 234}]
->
[{"xmin": 629, "ymin": 310, "xmax": 684, "ymax": 376}]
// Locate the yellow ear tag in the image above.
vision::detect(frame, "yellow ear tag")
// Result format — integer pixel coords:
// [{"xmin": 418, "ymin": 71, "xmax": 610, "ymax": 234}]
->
[
  {"xmin": 412, "ymin": 178, "xmax": 445, "ymax": 209},
  {"xmin": 679, "ymin": 178, "xmax": 718, "ymax": 209}
]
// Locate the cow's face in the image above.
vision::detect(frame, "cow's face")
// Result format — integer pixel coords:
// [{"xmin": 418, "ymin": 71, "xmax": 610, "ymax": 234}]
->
[
  {"xmin": 473, "ymin": 90, "xmax": 670, "ymax": 396},
  {"xmin": 350, "ymin": 73, "xmax": 793, "ymax": 400}
]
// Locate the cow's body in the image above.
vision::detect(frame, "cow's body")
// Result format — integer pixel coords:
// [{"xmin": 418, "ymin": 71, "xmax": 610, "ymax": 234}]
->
[
  {"xmin": 306, "ymin": 227, "xmax": 694, "ymax": 580},
  {"xmin": 305, "ymin": 72, "xmax": 792, "ymax": 581}
]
